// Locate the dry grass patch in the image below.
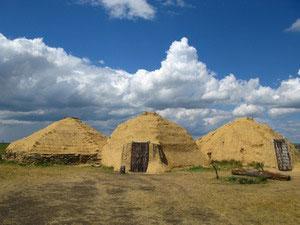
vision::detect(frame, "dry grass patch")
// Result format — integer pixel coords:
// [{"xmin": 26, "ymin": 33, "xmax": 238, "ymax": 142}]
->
[{"xmin": 0, "ymin": 163, "xmax": 299, "ymax": 225}]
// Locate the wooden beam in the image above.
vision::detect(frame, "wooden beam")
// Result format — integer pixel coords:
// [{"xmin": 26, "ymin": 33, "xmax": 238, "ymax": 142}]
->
[{"xmin": 232, "ymin": 168, "xmax": 291, "ymax": 181}]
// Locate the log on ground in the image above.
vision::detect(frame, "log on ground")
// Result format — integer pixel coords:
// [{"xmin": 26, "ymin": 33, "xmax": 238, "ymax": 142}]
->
[{"xmin": 231, "ymin": 168, "xmax": 291, "ymax": 181}]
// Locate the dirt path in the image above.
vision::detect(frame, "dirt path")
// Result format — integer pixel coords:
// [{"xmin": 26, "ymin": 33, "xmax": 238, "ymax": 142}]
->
[{"xmin": 0, "ymin": 165, "xmax": 299, "ymax": 225}]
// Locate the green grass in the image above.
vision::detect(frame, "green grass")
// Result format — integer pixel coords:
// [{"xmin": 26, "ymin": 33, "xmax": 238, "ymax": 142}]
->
[
  {"xmin": 0, "ymin": 159, "xmax": 55, "ymax": 167},
  {"xmin": 185, "ymin": 160, "xmax": 243, "ymax": 173},
  {"xmin": 32, "ymin": 161, "xmax": 64, "ymax": 167},
  {"xmin": 0, "ymin": 155, "xmax": 114, "ymax": 172},
  {"xmin": 0, "ymin": 159, "xmax": 61, "ymax": 167},
  {"xmin": 0, "ymin": 162, "xmax": 115, "ymax": 176},
  {"xmin": 185, "ymin": 166, "xmax": 212, "ymax": 172},
  {"xmin": 226, "ymin": 175, "xmax": 267, "ymax": 184},
  {"xmin": 96, "ymin": 165, "xmax": 114, "ymax": 173}
]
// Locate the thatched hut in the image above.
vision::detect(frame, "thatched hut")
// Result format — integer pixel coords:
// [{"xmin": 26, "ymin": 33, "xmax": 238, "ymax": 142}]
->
[
  {"xmin": 4, "ymin": 117, "xmax": 107, "ymax": 164},
  {"xmin": 196, "ymin": 117, "xmax": 296, "ymax": 171},
  {"xmin": 101, "ymin": 112, "xmax": 208, "ymax": 173}
]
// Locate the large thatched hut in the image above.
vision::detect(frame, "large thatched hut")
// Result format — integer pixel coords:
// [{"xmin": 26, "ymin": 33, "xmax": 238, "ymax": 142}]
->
[
  {"xmin": 5, "ymin": 117, "xmax": 107, "ymax": 164},
  {"xmin": 101, "ymin": 112, "xmax": 208, "ymax": 173},
  {"xmin": 196, "ymin": 117, "xmax": 296, "ymax": 171}
]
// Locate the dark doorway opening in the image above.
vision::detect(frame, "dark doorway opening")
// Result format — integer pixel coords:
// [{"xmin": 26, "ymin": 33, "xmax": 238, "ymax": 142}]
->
[
  {"xmin": 130, "ymin": 142, "xmax": 149, "ymax": 172},
  {"xmin": 273, "ymin": 139, "xmax": 292, "ymax": 171}
]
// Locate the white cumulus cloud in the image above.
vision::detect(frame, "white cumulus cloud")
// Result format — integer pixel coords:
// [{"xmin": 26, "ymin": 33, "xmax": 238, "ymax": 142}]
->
[
  {"xmin": 268, "ymin": 108, "xmax": 300, "ymax": 117},
  {"xmin": 0, "ymin": 33, "xmax": 300, "ymax": 141},
  {"xmin": 285, "ymin": 18, "xmax": 300, "ymax": 32},
  {"xmin": 157, "ymin": 107, "xmax": 232, "ymax": 136},
  {"xmin": 233, "ymin": 104, "xmax": 264, "ymax": 117},
  {"xmin": 162, "ymin": 0, "xmax": 187, "ymax": 7},
  {"xmin": 79, "ymin": 0, "xmax": 155, "ymax": 20}
]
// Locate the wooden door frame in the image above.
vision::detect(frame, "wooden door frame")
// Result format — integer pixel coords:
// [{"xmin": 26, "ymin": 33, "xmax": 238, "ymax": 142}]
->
[
  {"xmin": 273, "ymin": 139, "xmax": 292, "ymax": 171},
  {"xmin": 130, "ymin": 142, "xmax": 150, "ymax": 172}
]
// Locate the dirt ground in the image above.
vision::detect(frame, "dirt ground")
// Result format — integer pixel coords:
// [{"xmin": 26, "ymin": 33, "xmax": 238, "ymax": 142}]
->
[{"xmin": 0, "ymin": 164, "xmax": 299, "ymax": 225}]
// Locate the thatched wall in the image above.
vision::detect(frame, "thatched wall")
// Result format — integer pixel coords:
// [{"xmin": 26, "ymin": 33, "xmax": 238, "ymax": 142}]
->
[
  {"xmin": 196, "ymin": 117, "xmax": 296, "ymax": 170},
  {"xmin": 5, "ymin": 117, "xmax": 107, "ymax": 164},
  {"xmin": 101, "ymin": 112, "xmax": 208, "ymax": 173}
]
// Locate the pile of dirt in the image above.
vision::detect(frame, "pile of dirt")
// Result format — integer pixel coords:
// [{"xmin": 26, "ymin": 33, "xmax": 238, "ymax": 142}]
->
[
  {"xmin": 101, "ymin": 112, "xmax": 208, "ymax": 173},
  {"xmin": 5, "ymin": 117, "xmax": 107, "ymax": 164},
  {"xmin": 196, "ymin": 117, "xmax": 296, "ymax": 169}
]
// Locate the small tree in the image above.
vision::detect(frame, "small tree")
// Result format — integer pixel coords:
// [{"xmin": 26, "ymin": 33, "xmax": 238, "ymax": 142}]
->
[
  {"xmin": 211, "ymin": 160, "xmax": 220, "ymax": 179},
  {"xmin": 207, "ymin": 152, "xmax": 220, "ymax": 179}
]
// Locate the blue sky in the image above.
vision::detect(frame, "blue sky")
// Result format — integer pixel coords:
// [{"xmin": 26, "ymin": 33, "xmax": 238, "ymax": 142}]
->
[
  {"xmin": 0, "ymin": 0, "xmax": 300, "ymax": 142},
  {"xmin": 1, "ymin": 0, "xmax": 299, "ymax": 83}
]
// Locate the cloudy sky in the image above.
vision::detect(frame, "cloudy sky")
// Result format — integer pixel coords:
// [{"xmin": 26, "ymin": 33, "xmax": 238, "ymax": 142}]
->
[{"xmin": 0, "ymin": 0, "xmax": 300, "ymax": 142}]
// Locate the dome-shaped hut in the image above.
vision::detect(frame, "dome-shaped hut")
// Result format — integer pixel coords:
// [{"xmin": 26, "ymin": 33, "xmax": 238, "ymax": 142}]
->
[
  {"xmin": 5, "ymin": 117, "xmax": 107, "ymax": 164},
  {"xmin": 196, "ymin": 117, "xmax": 296, "ymax": 171},
  {"xmin": 101, "ymin": 112, "xmax": 208, "ymax": 173}
]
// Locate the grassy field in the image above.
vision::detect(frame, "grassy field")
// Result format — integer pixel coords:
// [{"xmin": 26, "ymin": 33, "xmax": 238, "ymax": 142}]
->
[{"xmin": 0, "ymin": 163, "xmax": 299, "ymax": 225}]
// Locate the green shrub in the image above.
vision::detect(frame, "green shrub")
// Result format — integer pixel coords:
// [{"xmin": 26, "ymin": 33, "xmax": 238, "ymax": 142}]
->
[
  {"xmin": 227, "ymin": 176, "xmax": 238, "ymax": 182},
  {"xmin": 0, "ymin": 143, "xmax": 9, "ymax": 159},
  {"xmin": 248, "ymin": 161, "xmax": 264, "ymax": 171},
  {"xmin": 238, "ymin": 177, "xmax": 255, "ymax": 184}
]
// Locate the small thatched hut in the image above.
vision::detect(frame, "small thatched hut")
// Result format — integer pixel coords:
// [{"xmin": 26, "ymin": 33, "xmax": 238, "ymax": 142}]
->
[
  {"xmin": 101, "ymin": 112, "xmax": 208, "ymax": 173},
  {"xmin": 5, "ymin": 117, "xmax": 107, "ymax": 164},
  {"xmin": 196, "ymin": 117, "xmax": 296, "ymax": 171}
]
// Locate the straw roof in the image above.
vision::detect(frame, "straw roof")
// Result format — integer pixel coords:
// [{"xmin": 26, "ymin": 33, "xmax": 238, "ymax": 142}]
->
[
  {"xmin": 101, "ymin": 112, "xmax": 208, "ymax": 173},
  {"xmin": 196, "ymin": 117, "xmax": 296, "ymax": 168},
  {"xmin": 5, "ymin": 117, "xmax": 107, "ymax": 160}
]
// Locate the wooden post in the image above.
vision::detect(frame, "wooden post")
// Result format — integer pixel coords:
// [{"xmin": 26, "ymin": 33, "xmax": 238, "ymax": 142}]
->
[{"xmin": 120, "ymin": 165, "xmax": 126, "ymax": 174}]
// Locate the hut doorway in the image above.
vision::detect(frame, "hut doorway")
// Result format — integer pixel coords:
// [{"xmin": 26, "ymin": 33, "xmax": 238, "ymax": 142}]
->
[
  {"xmin": 130, "ymin": 142, "xmax": 149, "ymax": 172},
  {"xmin": 273, "ymin": 139, "xmax": 292, "ymax": 171}
]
